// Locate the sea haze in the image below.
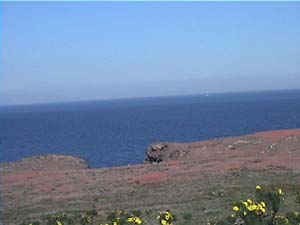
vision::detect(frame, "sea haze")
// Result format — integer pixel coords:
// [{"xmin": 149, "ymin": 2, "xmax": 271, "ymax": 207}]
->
[{"xmin": 1, "ymin": 89, "xmax": 300, "ymax": 168}]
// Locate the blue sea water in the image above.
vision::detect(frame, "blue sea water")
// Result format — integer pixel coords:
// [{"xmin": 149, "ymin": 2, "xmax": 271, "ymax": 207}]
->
[{"xmin": 1, "ymin": 90, "xmax": 300, "ymax": 168}]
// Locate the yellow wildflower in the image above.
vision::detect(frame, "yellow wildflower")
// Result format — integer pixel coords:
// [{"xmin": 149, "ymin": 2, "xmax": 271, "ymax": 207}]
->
[
  {"xmin": 233, "ymin": 206, "xmax": 239, "ymax": 212},
  {"xmin": 165, "ymin": 214, "xmax": 170, "ymax": 220},
  {"xmin": 241, "ymin": 201, "xmax": 248, "ymax": 207},
  {"xmin": 278, "ymin": 188, "xmax": 283, "ymax": 195},
  {"xmin": 247, "ymin": 205, "xmax": 257, "ymax": 211},
  {"xmin": 127, "ymin": 216, "xmax": 142, "ymax": 225},
  {"xmin": 166, "ymin": 211, "xmax": 173, "ymax": 220},
  {"xmin": 256, "ymin": 185, "xmax": 262, "ymax": 190},
  {"xmin": 136, "ymin": 218, "xmax": 142, "ymax": 225},
  {"xmin": 261, "ymin": 207, "xmax": 266, "ymax": 213},
  {"xmin": 247, "ymin": 199, "xmax": 253, "ymax": 204},
  {"xmin": 127, "ymin": 218, "xmax": 134, "ymax": 222},
  {"xmin": 161, "ymin": 219, "xmax": 167, "ymax": 225}
]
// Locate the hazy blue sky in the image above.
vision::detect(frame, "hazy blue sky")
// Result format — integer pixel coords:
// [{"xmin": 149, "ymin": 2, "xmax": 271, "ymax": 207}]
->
[{"xmin": 1, "ymin": 2, "xmax": 300, "ymax": 105}]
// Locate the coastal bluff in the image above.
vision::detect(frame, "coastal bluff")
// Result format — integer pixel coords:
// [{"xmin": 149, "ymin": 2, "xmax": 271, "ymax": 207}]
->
[
  {"xmin": 0, "ymin": 155, "xmax": 89, "ymax": 173},
  {"xmin": 1, "ymin": 129, "xmax": 300, "ymax": 225},
  {"xmin": 2, "ymin": 128, "xmax": 300, "ymax": 173},
  {"xmin": 144, "ymin": 129, "xmax": 300, "ymax": 169}
]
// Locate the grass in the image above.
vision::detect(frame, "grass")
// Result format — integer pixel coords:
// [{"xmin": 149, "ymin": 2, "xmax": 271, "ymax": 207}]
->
[
  {"xmin": 4, "ymin": 167, "xmax": 300, "ymax": 225},
  {"xmin": 19, "ymin": 181, "xmax": 300, "ymax": 225}
]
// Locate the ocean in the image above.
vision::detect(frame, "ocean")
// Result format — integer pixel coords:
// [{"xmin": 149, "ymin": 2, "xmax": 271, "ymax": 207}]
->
[{"xmin": 1, "ymin": 89, "xmax": 300, "ymax": 168}]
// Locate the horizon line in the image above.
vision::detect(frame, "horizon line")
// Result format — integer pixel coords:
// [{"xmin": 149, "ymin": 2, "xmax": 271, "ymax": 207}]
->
[{"xmin": 1, "ymin": 88, "xmax": 299, "ymax": 108}]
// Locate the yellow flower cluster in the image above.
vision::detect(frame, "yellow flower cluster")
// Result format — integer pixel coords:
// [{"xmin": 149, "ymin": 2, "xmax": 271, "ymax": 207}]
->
[
  {"xmin": 241, "ymin": 199, "xmax": 267, "ymax": 214},
  {"xmin": 231, "ymin": 185, "xmax": 287, "ymax": 224},
  {"xmin": 232, "ymin": 198, "xmax": 267, "ymax": 217},
  {"xmin": 45, "ymin": 214, "xmax": 66, "ymax": 225},
  {"xmin": 126, "ymin": 216, "xmax": 143, "ymax": 225},
  {"xmin": 157, "ymin": 211, "xmax": 174, "ymax": 225}
]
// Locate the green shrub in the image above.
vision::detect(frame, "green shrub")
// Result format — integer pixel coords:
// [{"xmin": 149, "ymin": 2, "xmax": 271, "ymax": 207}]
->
[
  {"xmin": 295, "ymin": 191, "xmax": 300, "ymax": 209},
  {"xmin": 130, "ymin": 210, "xmax": 142, "ymax": 217},
  {"xmin": 18, "ymin": 184, "xmax": 300, "ymax": 225},
  {"xmin": 157, "ymin": 211, "xmax": 175, "ymax": 225},
  {"xmin": 20, "ymin": 221, "xmax": 40, "ymax": 225},
  {"xmin": 144, "ymin": 209, "xmax": 152, "ymax": 215},
  {"xmin": 219, "ymin": 185, "xmax": 286, "ymax": 225},
  {"xmin": 182, "ymin": 213, "xmax": 192, "ymax": 221},
  {"xmin": 46, "ymin": 213, "xmax": 67, "ymax": 225},
  {"xmin": 285, "ymin": 211, "xmax": 300, "ymax": 225},
  {"xmin": 86, "ymin": 209, "xmax": 98, "ymax": 217},
  {"xmin": 104, "ymin": 209, "xmax": 143, "ymax": 225}
]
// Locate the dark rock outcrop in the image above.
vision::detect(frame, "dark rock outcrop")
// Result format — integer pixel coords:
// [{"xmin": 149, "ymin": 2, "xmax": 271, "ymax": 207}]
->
[
  {"xmin": 144, "ymin": 143, "xmax": 186, "ymax": 163},
  {"xmin": 145, "ymin": 143, "xmax": 189, "ymax": 163},
  {"xmin": 145, "ymin": 143, "xmax": 168, "ymax": 163}
]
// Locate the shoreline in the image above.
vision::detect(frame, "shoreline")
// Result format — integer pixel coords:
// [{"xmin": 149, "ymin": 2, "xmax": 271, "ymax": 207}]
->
[{"xmin": 1, "ymin": 128, "xmax": 300, "ymax": 171}]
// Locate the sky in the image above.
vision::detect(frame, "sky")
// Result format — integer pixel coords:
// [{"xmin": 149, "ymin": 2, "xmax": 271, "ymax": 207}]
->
[{"xmin": 1, "ymin": 2, "xmax": 300, "ymax": 105}]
